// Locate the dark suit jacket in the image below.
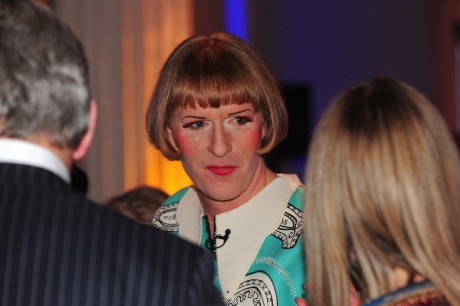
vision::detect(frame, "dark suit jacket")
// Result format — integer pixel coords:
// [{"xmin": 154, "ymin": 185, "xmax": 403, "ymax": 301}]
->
[{"xmin": 0, "ymin": 163, "xmax": 224, "ymax": 306}]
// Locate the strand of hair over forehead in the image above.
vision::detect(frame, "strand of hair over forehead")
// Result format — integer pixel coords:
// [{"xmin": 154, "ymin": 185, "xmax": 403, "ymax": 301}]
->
[
  {"xmin": 173, "ymin": 53, "xmax": 258, "ymax": 110},
  {"xmin": 176, "ymin": 80, "xmax": 254, "ymax": 110}
]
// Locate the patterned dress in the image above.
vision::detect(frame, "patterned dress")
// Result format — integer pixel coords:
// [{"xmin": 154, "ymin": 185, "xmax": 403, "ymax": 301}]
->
[
  {"xmin": 152, "ymin": 174, "xmax": 306, "ymax": 306},
  {"xmin": 364, "ymin": 280, "xmax": 450, "ymax": 306}
]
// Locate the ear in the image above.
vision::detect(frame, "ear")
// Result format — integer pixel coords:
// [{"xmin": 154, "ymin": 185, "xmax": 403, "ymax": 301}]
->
[
  {"xmin": 73, "ymin": 99, "xmax": 97, "ymax": 160},
  {"xmin": 166, "ymin": 126, "xmax": 178, "ymax": 149},
  {"xmin": 261, "ymin": 121, "xmax": 268, "ymax": 139}
]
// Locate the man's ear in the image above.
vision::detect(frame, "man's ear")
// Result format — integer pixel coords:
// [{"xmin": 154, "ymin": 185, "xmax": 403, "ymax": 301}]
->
[
  {"xmin": 166, "ymin": 127, "xmax": 178, "ymax": 149},
  {"xmin": 262, "ymin": 122, "xmax": 268, "ymax": 139},
  {"xmin": 73, "ymin": 99, "xmax": 97, "ymax": 160}
]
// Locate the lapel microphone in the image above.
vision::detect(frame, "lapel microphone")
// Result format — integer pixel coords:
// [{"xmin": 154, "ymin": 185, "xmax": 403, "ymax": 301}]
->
[{"xmin": 205, "ymin": 229, "xmax": 231, "ymax": 251}]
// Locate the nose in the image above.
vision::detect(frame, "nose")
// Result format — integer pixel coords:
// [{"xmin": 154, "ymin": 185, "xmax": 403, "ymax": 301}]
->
[{"xmin": 208, "ymin": 123, "xmax": 231, "ymax": 157}]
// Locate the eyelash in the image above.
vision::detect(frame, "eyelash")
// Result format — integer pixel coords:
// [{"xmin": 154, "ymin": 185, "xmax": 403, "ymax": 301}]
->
[
  {"xmin": 233, "ymin": 116, "xmax": 254, "ymax": 125},
  {"xmin": 182, "ymin": 121, "xmax": 204, "ymax": 129},
  {"xmin": 181, "ymin": 115, "xmax": 254, "ymax": 129}
]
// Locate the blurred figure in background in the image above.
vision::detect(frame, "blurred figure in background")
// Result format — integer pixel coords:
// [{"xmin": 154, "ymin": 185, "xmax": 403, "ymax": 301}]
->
[
  {"xmin": 106, "ymin": 185, "xmax": 168, "ymax": 224},
  {"xmin": 302, "ymin": 77, "xmax": 460, "ymax": 306}
]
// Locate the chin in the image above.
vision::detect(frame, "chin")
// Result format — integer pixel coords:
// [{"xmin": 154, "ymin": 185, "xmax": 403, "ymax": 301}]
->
[
  {"xmin": 210, "ymin": 193, "xmax": 240, "ymax": 202},
  {"xmin": 200, "ymin": 188, "xmax": 242, "ymax": 203}
]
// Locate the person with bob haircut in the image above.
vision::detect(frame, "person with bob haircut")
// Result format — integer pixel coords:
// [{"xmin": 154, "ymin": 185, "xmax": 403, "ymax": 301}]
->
[
  {"xmin": 300, "ymin": 77, "xmax": 460, "ymax": 306},
  {"xmin": 148, "ymin": 32, "xmax": 306, "ymax": 305}
]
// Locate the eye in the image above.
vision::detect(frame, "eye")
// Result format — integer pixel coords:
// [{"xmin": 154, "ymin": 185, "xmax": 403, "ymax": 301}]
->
[
  {"xmin": 232, "ymin": 115, "xmax": 254, "ymax": 126},
  {"xmin": 182, "ymin": 120, "xmax": 205, "ymax": 129}
]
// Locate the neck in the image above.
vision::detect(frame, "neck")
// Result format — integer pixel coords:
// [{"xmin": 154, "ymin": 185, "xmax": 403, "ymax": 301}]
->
[
  {"xmin": 199, "ymin": 162, "xmax": 277, "ymax": 233},
  {"xmin": 394, "ymin": 267, "xmax": 425, "ymax": 288},
  {"xmin": 24, "ymin": 136, "xmax": 73, "ymax": 170}
]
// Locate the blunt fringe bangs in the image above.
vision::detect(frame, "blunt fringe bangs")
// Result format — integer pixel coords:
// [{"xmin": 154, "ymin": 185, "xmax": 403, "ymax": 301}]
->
[{"xmin": 146, "ymin": 32, "xmax": 288, "ymax": 160}]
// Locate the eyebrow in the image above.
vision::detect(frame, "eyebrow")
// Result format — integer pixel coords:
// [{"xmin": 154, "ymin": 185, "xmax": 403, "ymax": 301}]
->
[
  {"xmin": 182, "ymin": 115, "xmax": 206, "ymax": 120},
  {"xmin": 181, "ymin": 108, "xmax": 254, "ymax": 120},
  {"xmin": 228, "ymin": 109, "xmax": 254, "ymax": 116}
]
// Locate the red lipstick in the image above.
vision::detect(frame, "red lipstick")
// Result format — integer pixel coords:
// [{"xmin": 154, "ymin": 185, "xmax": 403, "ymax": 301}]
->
[{"xmin": 206, "ymin": 166, "xmax": 237, "ymax": 176}]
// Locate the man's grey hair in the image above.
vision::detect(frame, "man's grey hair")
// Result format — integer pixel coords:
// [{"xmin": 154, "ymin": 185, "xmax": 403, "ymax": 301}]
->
[{"xmin": 0, "ymin": 0, "xmax": 91, "ymax": 149}]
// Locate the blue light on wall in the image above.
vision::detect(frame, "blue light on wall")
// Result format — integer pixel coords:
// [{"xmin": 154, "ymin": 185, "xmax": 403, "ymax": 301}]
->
[{"xmin": 224, "ymin": 0, "xmax": 248, "ymax": 40}]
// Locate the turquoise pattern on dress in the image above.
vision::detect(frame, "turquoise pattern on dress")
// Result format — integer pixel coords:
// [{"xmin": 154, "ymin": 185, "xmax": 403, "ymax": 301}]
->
[{"xmin": 153, "ymin": 183, "xmax": 306, "ymax": 306}]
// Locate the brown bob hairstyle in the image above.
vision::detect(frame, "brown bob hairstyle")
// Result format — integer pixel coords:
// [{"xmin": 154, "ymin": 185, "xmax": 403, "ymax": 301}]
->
[{"xmin": 146, "ymin": 32, "xmax": 288, "ymax": 161}]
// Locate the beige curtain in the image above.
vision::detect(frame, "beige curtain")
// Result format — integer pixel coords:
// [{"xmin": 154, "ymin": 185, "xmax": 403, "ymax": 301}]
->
[{"xmin": 55, "ymin": 0, "xmax": 193, "ymax": 201}]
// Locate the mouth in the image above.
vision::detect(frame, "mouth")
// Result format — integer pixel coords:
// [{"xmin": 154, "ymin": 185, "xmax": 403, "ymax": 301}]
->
[{"xmin": 206, "ymin": 166, "xmax": 238, "ymax": 176}]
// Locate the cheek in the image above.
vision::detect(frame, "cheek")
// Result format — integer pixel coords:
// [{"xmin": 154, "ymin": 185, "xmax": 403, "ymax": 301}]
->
[
  {"xmin": 245, "ymin": 127, "xmax": 263, "ymax": 149},
  {"xmin": 173, "ymin": 131, "xmax": 198, "ymax": 155},
  {"xmin": 249, "ymin": 130, "xmax": 262, "ymax": 148}
]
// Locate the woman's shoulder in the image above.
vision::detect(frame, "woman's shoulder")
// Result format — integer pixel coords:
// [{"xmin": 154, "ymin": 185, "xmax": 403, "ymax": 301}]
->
[
  {"xmin": 277, "ymin": 173, "xmax": 303, "ymax": 188},
  {"xmin": 151, "ymin": 186, "xmax": 195, "ymax": 232},
  {"xmin": 162, "ymin": 186, "xmax": 193, "ymax": 206},
  {"xmin": 276, "ymin": 173, "xmax": 304, "ymax": 209},
  {"xmin": 364, "ymin": 280, "xmax": 450, "ymax": 306}
]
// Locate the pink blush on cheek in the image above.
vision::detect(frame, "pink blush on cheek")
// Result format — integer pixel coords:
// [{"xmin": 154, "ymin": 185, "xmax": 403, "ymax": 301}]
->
[
  {"xmin": 173, "ymin": 132, "xmax": 194, "ymax": 153},
  {"xmin": 247, "ymin": 127, "xmax": 263, "ymax": 149}
]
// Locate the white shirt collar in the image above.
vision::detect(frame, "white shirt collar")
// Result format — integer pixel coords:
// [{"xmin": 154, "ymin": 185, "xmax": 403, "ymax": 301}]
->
[
  {"xmin": 0, "ymin": 139, "xmax": 70, "ymax": 183},
  {"xmin": 176, "ymin": 174, "xmax": 303, "ymax": 298}
]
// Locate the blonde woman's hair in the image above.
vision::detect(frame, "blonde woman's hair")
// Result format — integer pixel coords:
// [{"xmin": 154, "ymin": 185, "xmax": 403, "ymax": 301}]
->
[{"xmin": 304, "ymin": 77, "xmax": 460, "ymax": 305}]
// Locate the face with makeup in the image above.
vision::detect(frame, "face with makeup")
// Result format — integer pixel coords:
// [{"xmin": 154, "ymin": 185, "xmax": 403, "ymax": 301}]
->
[{"xmin": 167, "ymin": 102, "xmax": 269, "ymax": 209}]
